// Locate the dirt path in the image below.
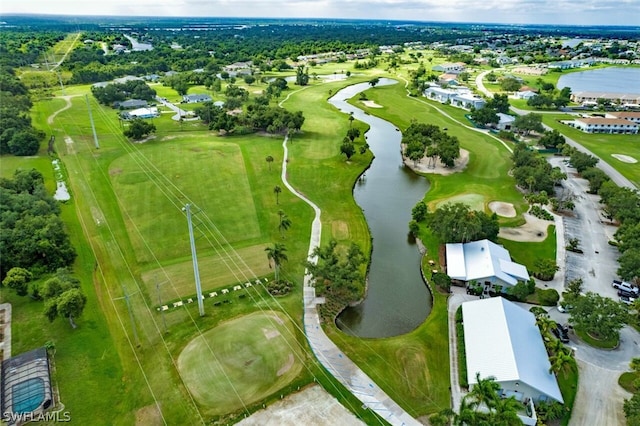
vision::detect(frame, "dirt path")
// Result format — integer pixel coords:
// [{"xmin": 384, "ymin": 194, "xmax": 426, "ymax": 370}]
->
[{"xmin": 47, "ymin": 96, "xmax": 75, "ymax": 125}]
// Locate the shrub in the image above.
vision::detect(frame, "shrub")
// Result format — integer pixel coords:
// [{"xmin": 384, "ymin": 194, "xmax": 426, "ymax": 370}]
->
[
  {"xmin": 530, "ymin": 205, "xmax": 554, "ymax": 221},
  {"xmin": 536, "ymin": 288, "xmax": 560, "ymax": 306},
  {"xmin": 266, "ymin": 279, "xmax": 293, "ymax": 296}
]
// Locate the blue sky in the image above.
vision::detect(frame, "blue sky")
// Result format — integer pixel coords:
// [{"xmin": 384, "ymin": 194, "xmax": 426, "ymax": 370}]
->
[{"xmin": 4, "ymin": 0, "xmax": 640, "ymax": 26}]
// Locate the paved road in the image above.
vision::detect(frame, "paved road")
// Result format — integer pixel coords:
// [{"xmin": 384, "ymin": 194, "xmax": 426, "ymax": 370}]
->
[
  {"xmin": 280, "ymin": 137, "xmax": 422, "ymax": 426},
  {"xmin": 154, "ymin": 96, "xmax": 190, "ymax": 121}
]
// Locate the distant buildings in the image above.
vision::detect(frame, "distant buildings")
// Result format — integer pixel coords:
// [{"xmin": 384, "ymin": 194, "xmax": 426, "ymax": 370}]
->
[
  {"xmin": 571, "ymin": 91, "xmax": 640, "ymax": 105},
  {"xmin": 432, "ymin": 62, "xmax": 466, "ymax": 73},
  {"xmin": 121, "ymin": 107, "xmax": 159, "ymax": 120},
  {"xmin": 423, "ymin": 85, "xmax": 485, "ymax": 110},
  {"xmin": 182, "ymin": 94, "xmax": 212, "ymax": 103},
  {"xmin": 570, "ymin": 117, "xmax": 638, "ymax": 134}
]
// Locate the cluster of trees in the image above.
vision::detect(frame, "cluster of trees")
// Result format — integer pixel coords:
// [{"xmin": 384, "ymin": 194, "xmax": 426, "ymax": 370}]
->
[
  {"xmin": 305, "ymin": 240, "xmax": 366, "ymax": 320},
  {"xmin": 411, "ymin": 202, "xmax": 500, "ymax": 244},
  {"xmin": 526, "ymin": 79, "xmax": 572, "ymax": 110},
  {"xmin": 91, "ymin": 80, "xmax": 156, "ymax": 105},
  {"xmin": 511, "ymin": 143, "xmax": 566, "ymax": 194},
  {"xmin": 469, "ymin": 94, "xmax": 511, "ymax": 127},
  {"xmin": 402, "ymin": 122, "xmax": 460, "ymax": 168},
  {"xmin": 340, "ymin": 117, "xmax": 368, "ymax": 160},
  {"xmin": 0, "ymin": 30, "xmax": 65, "ymax": 68},
  {"xmin": 123, "ymin": 119, "xmax": 156, "ymax": 140},
  {"xmin": 624, "ymin": 358, "xmax": 640, "ymax": 425},
  {"xmin": 2, "ymin": 267, "xmax": 87, "ymax": 329},
  {"xmin": 0, "ymin": 169, "xmax": 76, "ymax": 278},
  {"xmin": 195, "ymin": 99, "xmax": 304, "ymax": 135},
  {"xmin": 513, "ymin": 113, "xmax": 544, "ymax": 136},
  {"xmin": 0, "ymin": 67, "xmax": 45, "ymax": 156}
]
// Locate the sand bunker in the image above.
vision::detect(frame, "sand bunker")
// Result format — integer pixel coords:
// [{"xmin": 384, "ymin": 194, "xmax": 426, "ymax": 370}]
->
[
  {"xmin": 362, "ymin": 100, "xmax": 383, "ymax": 108},
  {"xmin": 499, "ymin": 213, "xmax": 551, "ymax": 242},
  {"xmin": 489, "ymin": 201, "xmax": 517, "ymax": 218},
  {"xmin": 404, "ymin": 148, "xmax": 469, "ymax": 176},
  {"xmin": 611, "ymin": 154, "xmax": 637, "ymax": 164},
  {"xmin": 277, "ymin": 354, "xmax": 295, "ymax": 376}
]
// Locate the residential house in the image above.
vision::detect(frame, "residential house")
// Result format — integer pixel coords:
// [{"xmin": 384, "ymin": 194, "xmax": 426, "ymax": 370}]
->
[
  {"xmin": 462, "ymin": 297, "xmax": 564, "ymax": 426},
  {"xmin": 432, "ymin": 62, "xmax": 466, "ymax": 73},
  {"xmin": 571, "ymin": 117, "xmax": 638, "ymax": 134},
  {"xmin": 571, "ymin": 91, "xmax": 640, "ymax": 105},
  {"xmin": 606, "ymin": 111, "xmax": 640, "ymax": 124},
  {"xmin": 516, "ymin": 90, "xmax": 538, "ymax": 100},
  {"xmin": 121, "ymin": 107, "xmax": 159, "ymax": 120},
  {"xmin": 496, "ymin": 113, "xmax": 516, "ymax": 131},
  {"xmin": 115, "ymin": 99, "xmax": 148, "ymax": 110},
  {"xmin": 445, "ymin": 239, "xmax": 529, "ymax": 293},
  {"xmin": 423, "ymin": 85, "xmax": 485, "ymax": 110},
  {"xmin": 182, "ymin": 94, "xmax": 212, "ymax": 103}
]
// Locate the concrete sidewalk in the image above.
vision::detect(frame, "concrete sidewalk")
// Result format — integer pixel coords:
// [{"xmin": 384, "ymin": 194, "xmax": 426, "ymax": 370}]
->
[{"xmin": 281, "ymin": 137, "xmax": 422, "ymax": 426}]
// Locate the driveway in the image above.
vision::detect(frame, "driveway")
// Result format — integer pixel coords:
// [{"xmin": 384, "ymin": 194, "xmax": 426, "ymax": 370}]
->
[
  {"xmin": 155, "ymin": 96, "xmax": 190, "ymax": 121},
  {"xmin": 548, "ymin": 157, "xmax": 620, "ymax": 297}
]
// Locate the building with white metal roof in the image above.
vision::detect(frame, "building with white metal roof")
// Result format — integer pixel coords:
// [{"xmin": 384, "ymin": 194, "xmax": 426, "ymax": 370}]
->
[
  {"xmin": 446, "ymin": 239, "xmax": 529, "ymax": 292},
  {"xmin": 462, "ymin": 297, "xmax": 564, "ymax": 424}
]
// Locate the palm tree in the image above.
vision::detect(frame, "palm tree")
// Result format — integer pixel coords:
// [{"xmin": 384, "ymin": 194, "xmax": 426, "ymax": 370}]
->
[
  {"xmin": 536, "ymin": 315, "xmax": 556, "ymax": 343},
  {"xmin": 266, "ymin": 155, "xmax": 274, "ymax": 171},
  {"xmin": 465, "ymin": 373, "xmax": 500, "ymax": 412},
  {"xmin": 273, "ymin": 185, "xmax": 282, "ymax": 204},
  {"xmin": 265, "ymin": 243, "xmax": 288, "ymax": 282},
  {"xmin": 547, "ymin": 337, "xmax": 571, "ymax": 357},
  {"xmin": 549, "ymin": 349, "xmax": 575, "ymax": 379},
  {"xmin": 278, "ymin": 210, "xmax": 292, "ymax": 238},
  {"xmin": 348, "ymin": 112, "xmax": 354, "ymax": 128},
  {"xmin": 525, "ymin": 176, "xmax": 535, "ymax": 193}
]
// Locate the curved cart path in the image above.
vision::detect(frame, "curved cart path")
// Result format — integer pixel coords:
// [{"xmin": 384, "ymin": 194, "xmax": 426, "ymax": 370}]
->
[{"xmin": 280, "ymin": 134, "xmax": 421, "ymax": 426}]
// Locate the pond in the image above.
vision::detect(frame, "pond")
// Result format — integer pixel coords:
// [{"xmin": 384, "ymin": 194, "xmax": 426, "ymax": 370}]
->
[
  {"xmin": 557, "ymin": 67, "xmax": 640, "ymax": 94},
  {"xmin": 329, "ymin": 79, "xmax": 432, "ymax": 338}
]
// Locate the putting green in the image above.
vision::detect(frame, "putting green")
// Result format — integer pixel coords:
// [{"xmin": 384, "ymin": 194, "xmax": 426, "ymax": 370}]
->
[
  {"xmin": 434, "ymin": 193, "xmax": 486, "ymax": 211},
  {"xmin": 177, "ymin": 311, "xmax": 304, "ymax": 415}
]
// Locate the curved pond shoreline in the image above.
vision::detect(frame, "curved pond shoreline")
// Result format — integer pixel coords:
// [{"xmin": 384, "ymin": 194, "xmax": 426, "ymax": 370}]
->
[{"xmin": 328, "ymin": 79, "xmax": 433, "ymax": 338}]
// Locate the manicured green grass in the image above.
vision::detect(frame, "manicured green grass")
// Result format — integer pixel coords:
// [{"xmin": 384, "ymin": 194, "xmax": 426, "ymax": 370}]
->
[
  {"xmin": 356, "ymin": 81, "xmax": 528, "ymax": 226},
  {"xmin": 574, "ymin": 327, "xmax": 619, "ymax": 349},
  {"xmin": 177, "ymin": 311, "xmax": 305, "ymax": 416},
  {"xmin": 618, "ymin": 371, "xmax": 640, "ymax": 393},
  {"xmin": 499, "ymin": 225, "xmax": 557, "ymax": 271},
  {"xmin": 542, "ymin": 115, "xmax": 640, "ymax": 186}
]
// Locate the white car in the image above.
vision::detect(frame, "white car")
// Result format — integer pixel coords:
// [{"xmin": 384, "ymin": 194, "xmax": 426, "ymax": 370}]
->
[{"xmin": 613, "ymin": 280, "xmax": 639, "ymax": 295}]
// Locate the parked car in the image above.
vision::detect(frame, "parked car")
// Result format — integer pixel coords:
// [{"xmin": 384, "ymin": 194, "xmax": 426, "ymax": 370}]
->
[
  {"xmin": 552, "ymin": 323, "xmax": 570, "ymax": 343},
  {"xmin": 620, "ymin": 295, "xmax": 635, "ymax": 306},
  {"xmin": 557, "ymin": 302, "xmax": 573, "ymax": 313},
  {"xmin": 612, "ymin": 280, "xmax": 639, "ymax": 294},
  {"xmin": 618, "ymin": 289, "xmax": 639, "ymax": 299}
]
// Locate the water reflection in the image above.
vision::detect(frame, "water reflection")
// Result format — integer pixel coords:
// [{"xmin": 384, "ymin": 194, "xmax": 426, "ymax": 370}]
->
[{"xmin": 329, "ymin": 79, "xmax": 433, "ymax": 338}]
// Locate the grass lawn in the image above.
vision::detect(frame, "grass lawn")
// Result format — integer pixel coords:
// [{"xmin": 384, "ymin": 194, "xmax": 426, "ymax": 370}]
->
[
  {"xmin": 541, "ymin": 115, "xmax": 640, "ymax": 186},
  {"xmin": 177, "ymin": 311, "xmax": 305, "ymax": 416},
  {"xmin": 499, "ymin": 225, "xmax": 557, "ymax": 271},
  {"xmin": 618, "ymin": 371, "xmax": 640, "ymax": 393},
  {"xmin": 574, "ymin": 327, "xmax": 619, "ymax": 349},
  {"xmin": 356, "ymin": 81, "xmax": 528, "ymax": 226}
]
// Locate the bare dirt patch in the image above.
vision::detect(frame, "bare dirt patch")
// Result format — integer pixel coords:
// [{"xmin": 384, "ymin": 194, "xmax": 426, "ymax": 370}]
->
[
  {"xmin": 64, "ymin": 136, "xmax": 75, "ymax": 155},
  {"xmin": 109, "ymin": 168, "xmax": 123, "ymax": 176},
  {"xmin": 611, "ymin": 153, "xmax": 637, "ymax": 164},
  {"xmin": 236, "ymin": 385, "xmax": 365, "ymax": 426},
  {"xmin": 362, "ymin": 100, "xmax": 383, "ymax": 108},
  {"xmin": 135, "ymin": 404, "xmax": 163, "ymax": 426},
  {"xmin": 262, "ymin": 328, "xmax": 281, "ymax": 340},
  {"xmin": 276, "ymin": 353, "xmax": 294, "ymax": 377},
  {"xmin": 499, "ymin": 213, "xmax": 550, "ymax": 242},
  {"xmin": 404, "ymin": 148, "xmax": 469, "ymax": 175},
  {"xmin": 488, "ymin": 201, "xmax": 516, "ymax": 218}
]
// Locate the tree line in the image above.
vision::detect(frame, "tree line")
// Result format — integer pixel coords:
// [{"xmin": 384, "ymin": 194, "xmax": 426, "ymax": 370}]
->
[
  {"xmin": 91, "ymin": 79, "xmax": 157, "ymax": 105},
  {"xmin": 0, "ymin": 67, "xmax": 46, "ymax": 156},
  {"xmin": 402, "ymin": 121, "xmax": 461, "ymax": 168}
]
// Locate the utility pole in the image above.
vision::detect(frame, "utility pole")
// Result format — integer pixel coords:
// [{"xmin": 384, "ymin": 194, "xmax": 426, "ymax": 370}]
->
[
  {"xmin": 85, "ymin": 95, "xmax": 100, "ymax": 149},
  {"xmin": 115, "ymin": 285, "xmax": 140, "ymax": 347},
  {"xmin": 184, "ymin": 204, "xmax": 205, "ymax": 316}
]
